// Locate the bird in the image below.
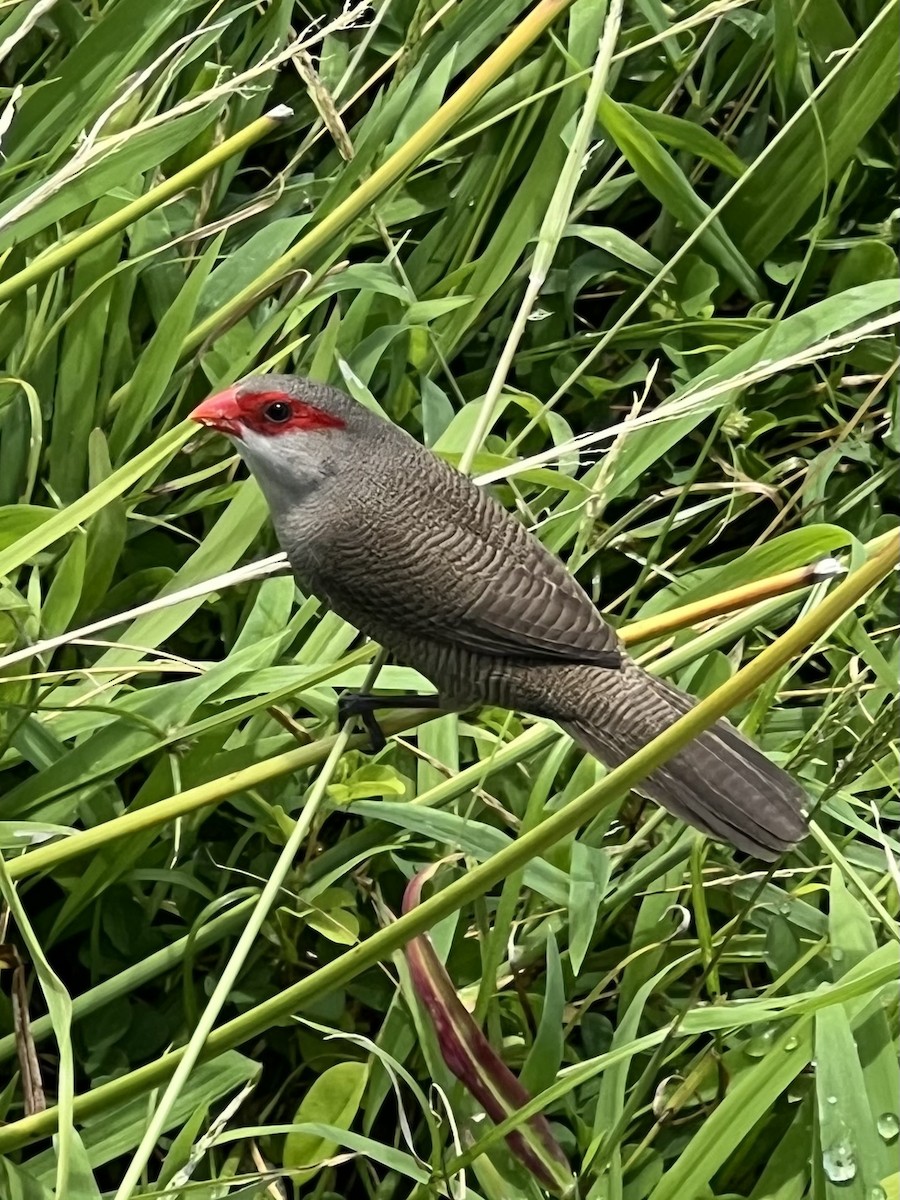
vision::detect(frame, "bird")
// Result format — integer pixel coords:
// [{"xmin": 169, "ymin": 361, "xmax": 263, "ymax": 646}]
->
[{"xmin": 189, "ymin": 373, "xmax": 808, "ymax": 860}]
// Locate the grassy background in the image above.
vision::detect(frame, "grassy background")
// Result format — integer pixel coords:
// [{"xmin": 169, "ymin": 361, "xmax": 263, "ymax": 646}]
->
[{"xmin": 0, "ymin": 0, "xmax": 898, "ymax": 1197}]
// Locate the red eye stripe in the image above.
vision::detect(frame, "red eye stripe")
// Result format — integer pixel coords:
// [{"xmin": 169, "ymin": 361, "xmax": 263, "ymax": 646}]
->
[{"xmin": 237, "ymin": 389, "xmax": 346, "ymax": 436}]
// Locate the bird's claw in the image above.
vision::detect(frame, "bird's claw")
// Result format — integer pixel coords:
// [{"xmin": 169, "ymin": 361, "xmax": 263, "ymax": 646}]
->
[
  {"xmin": 336, "ymin": 690, "xmax": 443, "ymax": 752},
  {"xmin": 337, "ymin": 693, "xmax": 387, "ymax": 753}
]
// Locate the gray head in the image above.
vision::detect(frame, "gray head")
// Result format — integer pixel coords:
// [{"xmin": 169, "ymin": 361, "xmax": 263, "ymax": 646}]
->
[{"xmin": 189, "ymin": 373, "xmax": 389, "ymax": 510}]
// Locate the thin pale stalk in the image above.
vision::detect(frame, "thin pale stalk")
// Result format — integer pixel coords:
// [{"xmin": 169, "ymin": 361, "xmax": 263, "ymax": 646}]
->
[
  {"xmin": 0, "ymin": 532, "xmax": 894, "ymax": 1153},
  {"xmin": 111, "ymin": 652, "xmax": 388, "ymax": 1199},
  {"xmin": 0, "ymin": 556, "xmax": 288, "ymax": 671},
  {"xmin": 457, "ymin": 0, "xmax": 624, "ymax": 474}
]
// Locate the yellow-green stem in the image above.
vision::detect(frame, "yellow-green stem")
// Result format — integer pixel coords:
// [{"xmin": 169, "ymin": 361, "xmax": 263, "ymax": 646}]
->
[
  {"xmin": 4, "ymin": 710, "xmax": 437, "ymax": 882},
  {"xmin": 620, "ymin": 561, "xmax": 827, "ymax": 647},
  {"xmin": 0, "ymin": 109, "xmax": 292, "ymax": 306},
  {"xmin": 181, "ymin": 0, "xmax": 577, "ymax": 355}
]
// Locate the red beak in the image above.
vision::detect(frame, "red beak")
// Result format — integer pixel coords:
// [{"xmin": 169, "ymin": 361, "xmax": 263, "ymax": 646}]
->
[{"xmin": 189, "ymin": 387, "xmax": 243, "ymax": 437}]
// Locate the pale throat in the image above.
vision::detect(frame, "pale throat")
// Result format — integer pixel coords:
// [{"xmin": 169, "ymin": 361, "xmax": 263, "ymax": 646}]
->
[{"xmin": 234, "ymin": 428, "xmax": 331, "ymax": 511}]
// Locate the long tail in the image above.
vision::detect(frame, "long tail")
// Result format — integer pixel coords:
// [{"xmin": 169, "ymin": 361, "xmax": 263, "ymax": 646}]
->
[{"xmin": 560, "ymin": 660, "xmax": 808, "ymax": 860}]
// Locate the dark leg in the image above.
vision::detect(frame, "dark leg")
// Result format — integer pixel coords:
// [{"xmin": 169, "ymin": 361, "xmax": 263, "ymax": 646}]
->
[{"xmin": 336, "ymin": 692, "xmax": 443, "ymax": 752}]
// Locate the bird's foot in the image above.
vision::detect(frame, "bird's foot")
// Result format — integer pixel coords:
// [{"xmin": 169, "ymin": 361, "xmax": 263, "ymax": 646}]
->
[
  {"xmin": 336, "ymin": 692, "xmax": 443, "ymax": 753},
  {"xmin": 337, "ymin": 693, "xmax": 388, "ymax": 752}
]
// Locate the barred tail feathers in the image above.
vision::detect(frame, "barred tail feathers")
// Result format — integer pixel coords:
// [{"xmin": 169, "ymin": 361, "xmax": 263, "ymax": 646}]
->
[{"xmin": 561, "ymin": 661, "xmax": 808, "ymax": 860}]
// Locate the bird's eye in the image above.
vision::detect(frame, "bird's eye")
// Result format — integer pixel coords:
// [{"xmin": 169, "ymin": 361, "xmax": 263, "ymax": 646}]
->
[{"xmin": 264, "ymin": 401, "xmax": 292, "ymax": 423}]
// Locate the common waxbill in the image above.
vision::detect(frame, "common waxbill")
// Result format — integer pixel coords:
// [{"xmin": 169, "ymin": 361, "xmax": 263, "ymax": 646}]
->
[{"xmin": 190, "ymin": 374, "xmax": 808, "ymax": 859}]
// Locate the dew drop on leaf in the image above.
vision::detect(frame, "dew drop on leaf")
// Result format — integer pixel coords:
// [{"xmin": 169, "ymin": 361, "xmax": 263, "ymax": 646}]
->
[
  {"xmin": 822, "ymin": 1132, "xmax": 857, "ymax": 1183},
  {"xmin": 746, "ymin": 1026, "xmax": 777, "ymax": 1057},
  {"xmin": 876, "ymin": 1111, "xmax": 899, "ymax": 1142}
]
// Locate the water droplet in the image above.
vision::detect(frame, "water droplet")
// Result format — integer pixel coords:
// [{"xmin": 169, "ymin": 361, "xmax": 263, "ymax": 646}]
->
[
  {"xmin": 876, "ymin": 1111, "xmax": 899, "ymax": 1142},
  {"xmin": 827, "ymin": 1094, "xmax": 838, "ymax": 1105},
  {"xmin": 832, "ymin": 946, "xmax": 845, "ymax": 962},
  {"xmin": 784, "ymin": 1035, "xmax": 799, "ymax": 1051},
  {"xmin": 869, "ymin": 1186, "xmax": 887, "ymax": 1200},
  {"xmin": 746, "ymin": 1026, "xmax": 777, "ymax": 1057},
  {"xmin": 779, "ymin": 901, "xmax": 791, "ymax": 915},
  {"xmin": 822, "ymin": 1128, "xmax": 857, "ymax": 1183}
]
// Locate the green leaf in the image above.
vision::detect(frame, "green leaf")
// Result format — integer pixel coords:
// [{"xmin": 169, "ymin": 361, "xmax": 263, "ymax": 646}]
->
[
  {"xmin": 597, "ymin": 95, "xmax": 760, "ymax": 297},
  {"xmin": 75, "ymin": 432, "xmax": 127, "ymax": 622},
  {"xmin": 92, "ymin": 477, "xmax": 270, "ymax": 671},
  {"xmin": 815, "ymin": 1005, "xmax": 884, "ymax": 1198},
  {"xmin": 724, "ymin": 1, "xmax": 900, "ymax": 262},
  {"xmin": 349, "ymin": 800, "xmax": 571, "ymax": 905},
  {"xmin": 327, "ymin": 763, "xmax": 408, "ymax": 804},
  {"xmin": 48, "ymin": 190, "xmax": 129, "ymax": 499},
  {"xmin": 772, "ymin": 0, "xmax": 800, "ymax": 117},
  {"xmin": 566, "ymin": 841, "xmax": 610, "ymax": 975},
  {"xmin": 0, "ymin": 1160, "xmax": 53, "ymax": 1200},
  {"xmin": 0, "ymin": 507, "xmax": 57, "ymax": 554},
  {"xmin": 283, "ymin": 1061, "xmax": 368, "ymax": 1181},
  {"xmin": 563, "ymin": 223, "xmax": 666, "ymax": 275},
  {"xmin": 197, "ymin": 216, "xmax": 312, "ymax": 321},
  {"xmin": 0, "ymin": 821, "xmax": 75, "ymax": 850},
  {"xmin": 108, "ymin": 234, "xmax": 223, "ymax": 460},
  {"xmin": 41, "ymin": 531, "xmax": 86, "ymax": 638},
  {"xmin": 828, "ymin": 868, "xmax": 899, "ymax": 1181},
  {"xmin": 623, "ymin": 105, "xmax": 747, "ymax": 178},
  {"xmin": 828, "ymin": 240, "xmax": 899, "ymax": 295},
  {"xmin": 519, "ymin": 933, "xmax": 565, "ymax": 1095}
]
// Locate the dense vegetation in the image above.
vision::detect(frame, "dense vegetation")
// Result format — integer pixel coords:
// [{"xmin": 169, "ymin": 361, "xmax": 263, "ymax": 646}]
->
[{"xmin": 0, "ymin": 1, "xmax": 897, "ymax": 1197}]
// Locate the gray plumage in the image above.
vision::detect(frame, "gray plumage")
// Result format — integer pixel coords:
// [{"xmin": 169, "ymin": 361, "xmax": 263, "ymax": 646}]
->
[{"xmin": 192, "ymin": 374, "xmax": 809, "ymax": 860}]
